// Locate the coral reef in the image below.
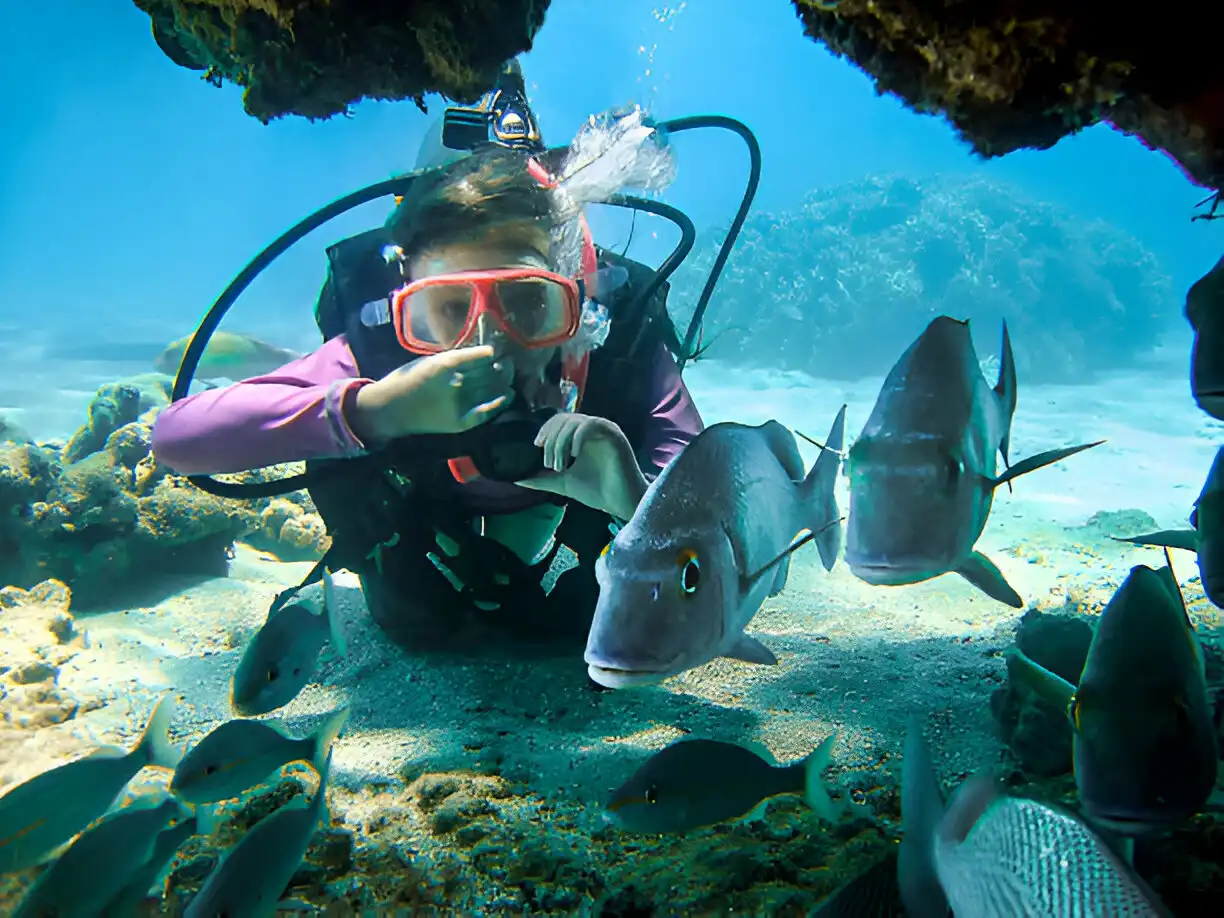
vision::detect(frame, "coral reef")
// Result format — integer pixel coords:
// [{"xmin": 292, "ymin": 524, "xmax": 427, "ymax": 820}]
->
[
  {"xmin": 0, "ymin": 580, "xmax": 98, "ymax": 740},
  {"xmin": 0, "ymin": 376, "xmax": 328, "ymax": 607},
  {"xmin": 132, "ymin": 0, "xmax": 551, "ymax": 122},
  {"xmin": 792, "ymin": 0, "xmax": 1224, "ymax": 191},
  {"xmin": 672, "ymin": 174, "xmax": 1172, "ymax": 381}
]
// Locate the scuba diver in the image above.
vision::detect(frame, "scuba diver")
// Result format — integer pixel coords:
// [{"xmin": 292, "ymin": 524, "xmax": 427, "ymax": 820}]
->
[{"xmin": 151, "ymin": 61, "xmax": 722, "ymax": 656}]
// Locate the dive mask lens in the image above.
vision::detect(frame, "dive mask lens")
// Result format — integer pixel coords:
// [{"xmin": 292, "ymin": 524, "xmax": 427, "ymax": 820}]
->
[{"xmin": 392, "ymin": 271, "xmax": 579, "ymax": 354}]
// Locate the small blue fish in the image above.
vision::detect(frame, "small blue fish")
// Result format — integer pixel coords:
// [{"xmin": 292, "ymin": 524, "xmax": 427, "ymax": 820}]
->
[
  {"xmin": 0, "ymin": 694, "xmax": 180, "ymax": 873},
  {"xmin": 13, "ymin": 793, "xmax": 188, "ymax": 918},
  {"xmin": 184, "ymin": 750, "xmax": 333, "ymax": 918},
  {"xmin": 232, "ymin": 570, "xmax": 347, "ymax": 717},
  {"xmin": 605, "ymin": 734, "xmax": 841, "ymax": 834},
  {"xmin": 100, "ymin": 815, "xmax": 199, "ymax": 917},
  {"xmin": 171, "ymin": 707, "xmax": 349, "ymax": 804}
]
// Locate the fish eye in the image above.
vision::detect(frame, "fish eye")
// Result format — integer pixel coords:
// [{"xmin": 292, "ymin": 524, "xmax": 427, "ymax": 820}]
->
[
  {"xmin": 1069, "ymin": 696, "xmax": 1082, "ymax": 731},
  {"xmin": 946, "ymin": 456, "xmax": 964, "ymax": 486},
  {"xmin": 677, "ymin": 550, "xmax": 700, "ymax": 595},
  {"xmin": 266, "ymin": 667, "xmax": 279, "ymax": 683},
  {"xmin": 645, "ymin": 785, "xmax": 659, "ymax": 805},
  {"xmin": 203, "ymin": 765, "xmax": 217, "ymax": 776}
]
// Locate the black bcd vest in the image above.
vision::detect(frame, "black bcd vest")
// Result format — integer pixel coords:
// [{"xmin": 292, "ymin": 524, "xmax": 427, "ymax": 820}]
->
[{"xmin": 303, "ymin": 226, "xmax": 683, "ymax": 589}]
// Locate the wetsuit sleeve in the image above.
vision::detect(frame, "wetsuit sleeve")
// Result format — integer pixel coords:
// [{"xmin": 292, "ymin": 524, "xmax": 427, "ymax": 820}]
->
[
  {"xmin": 150, "ymin": 335, "xmax": 375, "ymax": 475},
  {"xmin": 637, "ymin": 341, "xmax": 704, "ymax": 478}
]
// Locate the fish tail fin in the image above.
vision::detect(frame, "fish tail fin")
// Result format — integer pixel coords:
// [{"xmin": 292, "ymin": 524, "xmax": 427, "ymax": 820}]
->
[
  {"xmin": 898, "ymin": 715, "xmax": 950, "ymax": 917},
  {"xmin": 195, "ymin": 803, "xmax": 223, "ymax": 838},
  {"xmin": 312, "ymin": 748, "xmax": 334, "ymax": 828},
  {"xmin": 802, "ymin": 731, "xmax": 841, "ymax": 823},
  {"xmin": 994, "ymin": 320, "xmax": 1017, "ymax": 465},
  {"xmin": 799, "ymin": 404, "xmax": 847, "ymax": 572},
  {"xmin": 138, "ymin": 693, "xmax": 183, "ymax": 770},
  {"xmin": 313, "ymin": 707, "xmax": 351, "ymax": 772},
  {"xmin": 321, "ymin": 569, "xmax": 347, "ymax": 656}
]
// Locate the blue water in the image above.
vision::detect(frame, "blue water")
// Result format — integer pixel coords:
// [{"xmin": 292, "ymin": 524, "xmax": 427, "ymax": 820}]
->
[
  {"xmin": 3, "ymin": 3, "xmax": 1224, "ymax": 915},
  {"xmin": 3, "ymin": 0, "xmax": 1222, "ymax": 353}
]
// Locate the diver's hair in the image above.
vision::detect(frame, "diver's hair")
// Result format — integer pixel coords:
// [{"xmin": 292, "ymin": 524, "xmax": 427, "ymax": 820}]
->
[{"xmin": 387, "ymin": 147, "xmax": 554, "ymax": 263}]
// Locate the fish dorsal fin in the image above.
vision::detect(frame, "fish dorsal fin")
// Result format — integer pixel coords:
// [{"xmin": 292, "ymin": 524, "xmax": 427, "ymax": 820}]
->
[
  {"xmin": 938, "ymin": 774, "xmax": 999, "ymax": 845},
  {"xmin": 1111, "ymin": 530, "xmax": 1200, "ymax": 552},
  {"xmin": 740, "ymin": 517, "xmax": 845, "ymax": 592},
  {"xmin": 991, "ymin": 440, "xmax": 1105, "ymax": 490},
  {"xmin": 994, "ymin": 320, "xmax": 1017, "ymax": 485},
  {"xmin": 1159, "ymin": 548, "xmax": 1194, "ymax": 632}
]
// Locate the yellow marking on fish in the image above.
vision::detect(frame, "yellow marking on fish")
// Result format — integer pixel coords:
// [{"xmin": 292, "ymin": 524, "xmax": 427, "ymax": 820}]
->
[{"xmin": 0, "ymin": 815, "xmax": 48, "ymax": 850}]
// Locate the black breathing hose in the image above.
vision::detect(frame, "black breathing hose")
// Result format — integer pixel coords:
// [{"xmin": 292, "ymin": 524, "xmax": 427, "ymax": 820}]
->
[{"xmin": 170, "ymin": 115, "xmax": 758, "ymax": 499}]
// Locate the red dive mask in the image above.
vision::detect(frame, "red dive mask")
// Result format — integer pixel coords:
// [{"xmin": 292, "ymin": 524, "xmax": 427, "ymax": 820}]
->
[{"xmin": 390, "ymin": 267, "xmax": 581, "ymax": 354}]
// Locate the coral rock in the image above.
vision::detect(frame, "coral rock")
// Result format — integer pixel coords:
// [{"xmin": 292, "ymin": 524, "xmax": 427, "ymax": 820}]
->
[
  {"xmin": 792, "ymin": 0, "xmax": 1224, "ymax": 190},
  {"xmin": 132, "ymin": 0, "xmax": 552, "ymax": 122}
]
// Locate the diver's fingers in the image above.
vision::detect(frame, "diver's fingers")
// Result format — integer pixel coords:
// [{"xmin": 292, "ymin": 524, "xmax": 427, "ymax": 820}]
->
[
  {"xmin": 550, "ymin": 416, "xmax": 583, "ymax": 471},
  {"xmin": 459, "ymin": 394, "xmax": 509, "ymax": 429},
  {"xmin": 569, "ymin": 416, "xmax": 605, "ymax": 459},
  {"xmin": 533, "ymin": 412, "xmax": 572, "ymax": 471},
  {"xmin": 430, "ymin": 344, "xmax": 497, "ymax": 370}
]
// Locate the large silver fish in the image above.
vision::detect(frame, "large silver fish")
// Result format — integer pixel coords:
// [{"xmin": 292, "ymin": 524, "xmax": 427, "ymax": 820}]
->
[
  {"xmin": 1114, "ymin": 445, "xmax": 1224, "ymax": 608},
  {"xmin": 845, "ymin": 316, "xmax": 1101, "ymax": 607},
  {"xmin": 1007, "ymin": 561, "xmax": 1217, "ymax": 836},
  {"xmin": 1186, "ymin": 253, "xmax": 1224, "ymax": 421},
  {"xmin": 899, "ymin": 720, "xmax": 1172, "ymax": 917},
  {"xmin": 585, "ymin": 407, "xmax": 846, "ymax": 689}
]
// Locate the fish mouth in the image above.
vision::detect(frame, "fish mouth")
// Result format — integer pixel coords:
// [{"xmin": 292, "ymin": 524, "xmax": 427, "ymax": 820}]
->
[
  {"xmin": 846, "ymin": 560, "xmax": 928, "ymax": 586},
  {"xmin": 586, "ymin": 663, "xmax": 670, "ymax": 689},
  {"xmin": 1081, "ymin": 804, "xmax": 1179, "ymax": 836}
]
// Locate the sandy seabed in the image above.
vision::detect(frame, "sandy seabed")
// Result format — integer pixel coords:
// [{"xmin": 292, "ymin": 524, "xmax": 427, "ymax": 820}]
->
[{"xmin": 2, "ymin": 357, "xmax": 1221, "ymax": 915}]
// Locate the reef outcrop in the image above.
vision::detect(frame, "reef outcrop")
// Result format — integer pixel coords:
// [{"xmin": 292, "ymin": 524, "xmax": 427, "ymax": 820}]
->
[
  {"xmin": 131, "ymin": 0, "xmax": 551, "ymax": 122},
  {"xmin": 133, "ymin": 1, "xmax": 1224, "ymax": 191},
  {"xmin": 672, "ymin": 173, "xmax": 1171, "ymax": 381},
  {"xmin": 0, "ymin": 377, "xmax": 328, "ymax": 608},
  {"xmin": 792, "ymin": 0, "xmax": 1224, "ymax": 191}
]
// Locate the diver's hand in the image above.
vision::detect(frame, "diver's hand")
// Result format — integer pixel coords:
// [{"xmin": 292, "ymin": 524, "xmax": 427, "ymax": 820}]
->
[
  {"xmin": 516, "ymin": 414, "xmax": 648, "ymax": 521},
  {"xmin": 350, "ymin": 345, "xmax": 513, "ymax": 443}
]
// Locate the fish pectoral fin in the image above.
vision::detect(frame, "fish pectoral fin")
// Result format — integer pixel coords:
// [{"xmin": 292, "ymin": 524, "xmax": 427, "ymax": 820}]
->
[
  {"xmin": 721, "ymin": 634, "xmax": 778, "ymax": 666},
  {"xmin": 991, "ymin": 440, "xmax": 1105, "ymax": 490},
  {"xmin": 1004, "ymin": 647, "xmax": 1077, "ymax": 709},
  {"xmin": 956, "ymin": 552, "xmax": 1023, "ymax": 608},
  {"xmin": 1112, "ymin": 529, "xmax": 1200, "ymax": 552},
  {"xmin": 768, "ymin": 553, "xmax": 792, "ymax": 597}
]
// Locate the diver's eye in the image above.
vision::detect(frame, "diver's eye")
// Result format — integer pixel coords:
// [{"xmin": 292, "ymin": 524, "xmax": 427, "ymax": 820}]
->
[
  {"xmin": 678, "ymin": 550, "xmax": 701, "ymax": 595},
  {"xmin": 266, "ymin": 667, "xmax": 279, "ymax": 683},
  {"xmin": 645, "ymin": 785, "xmax": 659, "ymax": 805}
]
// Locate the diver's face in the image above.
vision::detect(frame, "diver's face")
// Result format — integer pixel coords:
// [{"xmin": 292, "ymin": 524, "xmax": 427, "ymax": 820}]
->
[{"xmin": 407, "ymin": 227, "xmax": 562, "ymax": 395}]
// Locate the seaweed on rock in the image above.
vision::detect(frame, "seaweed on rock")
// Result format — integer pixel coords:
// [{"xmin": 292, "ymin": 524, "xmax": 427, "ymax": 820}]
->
[{"xmin": 671, "ymin": 174, "xmax": 1173, "ymax": 381}]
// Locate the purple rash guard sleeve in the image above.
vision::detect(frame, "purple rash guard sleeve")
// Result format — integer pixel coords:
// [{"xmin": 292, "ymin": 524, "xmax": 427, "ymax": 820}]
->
[
  {"xmin": 637, "ymin": 342, "xmax": 704, "ymax": 478},
  {"xmin": 151, "ymin": 334, "xmax": 703, "ymax": 494},
  {"xmin": 151, "ymin": 335, "xmax": 372, "ymax": 475}
]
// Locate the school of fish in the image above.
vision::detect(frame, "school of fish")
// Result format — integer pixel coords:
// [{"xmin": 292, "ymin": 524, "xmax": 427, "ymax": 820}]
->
[{"xmin": 2, "ymin": 313, "xmax": 1219, "ymax": 916}]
